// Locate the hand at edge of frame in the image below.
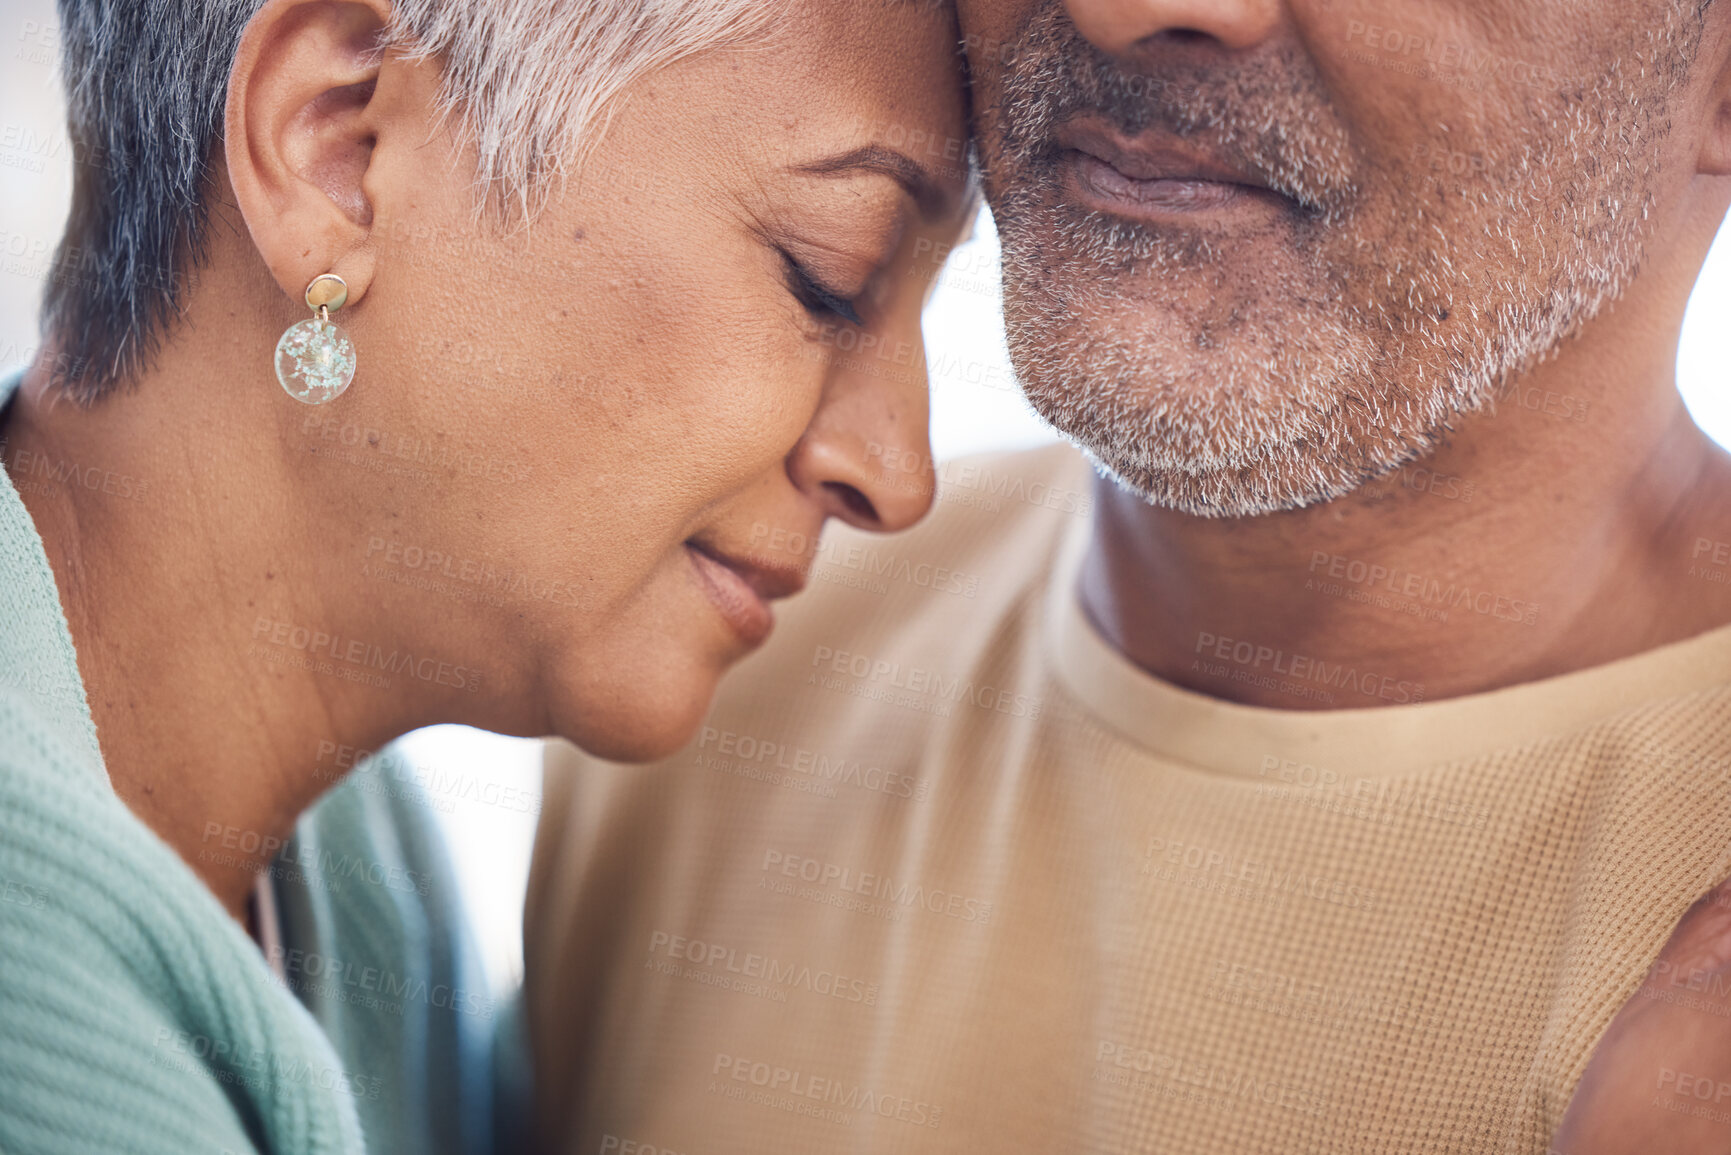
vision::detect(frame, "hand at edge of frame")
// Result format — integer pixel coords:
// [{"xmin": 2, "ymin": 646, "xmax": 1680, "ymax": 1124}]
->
[{"xmin": 1554, "ymin": 875, "xmax": 1731, "ymax": 1155}]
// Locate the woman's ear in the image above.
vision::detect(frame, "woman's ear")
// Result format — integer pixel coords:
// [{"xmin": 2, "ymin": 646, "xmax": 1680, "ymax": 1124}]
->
[{"xmin": 223, "ymin": 0, "xmax": 394, "ymax": 308}]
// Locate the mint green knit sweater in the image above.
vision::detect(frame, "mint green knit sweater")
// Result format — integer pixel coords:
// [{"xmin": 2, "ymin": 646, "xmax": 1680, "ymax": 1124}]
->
[{"xmin": 0, "ymin": 370, "xmax": 498, "ymax": 1154}]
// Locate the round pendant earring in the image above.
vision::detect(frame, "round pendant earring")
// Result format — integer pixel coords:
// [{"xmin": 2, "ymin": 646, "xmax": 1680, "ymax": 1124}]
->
[{"xmin": 275, "ymin": 274, "xmax": 356, "ymax": 405}]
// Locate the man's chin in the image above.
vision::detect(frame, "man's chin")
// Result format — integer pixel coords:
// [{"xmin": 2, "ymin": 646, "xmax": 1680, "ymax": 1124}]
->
[
  {"xmin": 1091, "ymin": 453, "xmax": 1366, "ymax": 520},
  {"xmin": 1024, "ymin": 371, "xmax": 1420, "ymax": 520},
  {"xmin": 1005, "ymin": 294, "xmax": 1439, "ymax": 520}
]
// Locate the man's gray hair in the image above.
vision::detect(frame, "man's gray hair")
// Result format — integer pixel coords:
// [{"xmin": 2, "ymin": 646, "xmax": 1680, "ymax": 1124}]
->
[{"xmin": 43, "ymin": 0, "xmax": 771, "ymax": 403}]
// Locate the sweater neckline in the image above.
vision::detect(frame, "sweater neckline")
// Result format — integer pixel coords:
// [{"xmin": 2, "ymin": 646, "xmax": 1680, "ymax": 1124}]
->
[
  {"xmin": 0, "ymin": 367, "xmax": 108, "ymax": 786},
  {"xmin": 1043, "ymin": 494, "xmax": 1731, "ymax": 780}
]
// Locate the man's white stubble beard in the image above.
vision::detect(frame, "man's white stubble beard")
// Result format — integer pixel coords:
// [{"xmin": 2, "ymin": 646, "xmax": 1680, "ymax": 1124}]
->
[{"xmin": 986, "ymin": 5, "xmax": 1696, "ymax": 519}]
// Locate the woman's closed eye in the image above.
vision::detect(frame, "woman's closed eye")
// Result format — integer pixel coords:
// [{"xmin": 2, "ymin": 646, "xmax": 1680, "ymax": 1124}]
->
[{"xmin": 782, "ymin": 254, "xmax": 864, "ymax": 327}]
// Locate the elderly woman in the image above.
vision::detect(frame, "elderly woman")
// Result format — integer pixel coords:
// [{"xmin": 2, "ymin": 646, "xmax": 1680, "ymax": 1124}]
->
[{"xmin": 0, "ymin": 0, "xmax": 970, "ymax": 1150}]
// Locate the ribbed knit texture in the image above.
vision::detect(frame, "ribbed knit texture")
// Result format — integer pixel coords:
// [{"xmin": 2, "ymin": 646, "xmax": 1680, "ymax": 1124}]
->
[
  {"xmin": 525, "ymin": 442, "xmax": 1731, "ymax": 1154},
  {"xmin": 0, "ymin": 369, "xmax": 501, "ymax": 1154},
  {"xmin": 0, "ymin": 372, "xmax": 366, "ymax": 1155},
  {"xmin": 0, "ymin": 692, "xmax": 368, "ymax": 1155},
  {"xmin": 273, "ymin": 767, "xmax": 499, "ymax": 1155}
]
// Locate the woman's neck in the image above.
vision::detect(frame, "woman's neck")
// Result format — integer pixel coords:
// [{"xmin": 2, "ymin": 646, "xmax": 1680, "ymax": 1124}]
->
[{"xmin": 2, "ymin": 346, "xmax": 447, "ymax": 920}]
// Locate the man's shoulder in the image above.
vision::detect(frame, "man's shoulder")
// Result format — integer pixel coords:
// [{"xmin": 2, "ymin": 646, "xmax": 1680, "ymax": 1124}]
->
[
  {"xmin": 710, "ymin": 441, "xmax": 1090, "ymax": 718},
  {"xmin": 537, "ymin": 443, "xmax": 1096, "ymax": 876},
  {"xmin": 792, "ymin": 439, "xmax": 1092, "ymax": 621},
  {"xmin": 900, "ymin": 438, "xmax": 1093, "ymax": 546},
  {"xmin": 921, "ymin": 440, "xmax": 1098, "ymax": 533}
]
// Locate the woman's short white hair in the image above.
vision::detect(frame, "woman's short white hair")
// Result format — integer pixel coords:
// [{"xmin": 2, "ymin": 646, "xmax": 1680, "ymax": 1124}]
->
[
  {"xmin": 387, "ymin": 0, "xmax": 774, "ymax": 215},
  {"xmin": 44, "ymin": 0, "xmax": 773, "ymax": 401}
]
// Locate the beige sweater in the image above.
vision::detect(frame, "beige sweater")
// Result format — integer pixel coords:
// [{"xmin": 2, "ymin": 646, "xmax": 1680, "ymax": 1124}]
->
[{"xmin": 526, "ymin": 443, "xmax": 1731, "ymax": 1154}]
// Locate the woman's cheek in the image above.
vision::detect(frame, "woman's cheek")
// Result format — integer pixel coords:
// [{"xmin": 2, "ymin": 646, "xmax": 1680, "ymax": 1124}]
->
[{"xmin": 676, "ymin": 393, "xmax": 813, "ymax": 486}]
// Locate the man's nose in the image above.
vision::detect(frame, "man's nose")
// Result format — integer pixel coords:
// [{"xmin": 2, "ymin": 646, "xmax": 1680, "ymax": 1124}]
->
[{"xmin": 1063, "ymin": 0, "xmax": 1281, "ymax": 55}]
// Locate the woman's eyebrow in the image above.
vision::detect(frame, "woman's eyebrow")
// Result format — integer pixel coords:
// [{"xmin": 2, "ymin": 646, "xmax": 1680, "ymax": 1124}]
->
[{"xmin": 794, "ymin": 144, "xmax": 951, "ymax": 220}]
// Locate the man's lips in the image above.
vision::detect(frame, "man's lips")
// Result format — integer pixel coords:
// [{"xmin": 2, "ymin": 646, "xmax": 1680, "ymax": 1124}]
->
[
  {"xmin": 684, "ymin": 540, "xmax": 806, "ymax": 647},
  {"xmin": 1071, "ymin": 153, "xmax": 1248, "ymax": 211},
  {"xmin": 1055, "ymin": 121, "xmax": 1293, "ymax": 220}
]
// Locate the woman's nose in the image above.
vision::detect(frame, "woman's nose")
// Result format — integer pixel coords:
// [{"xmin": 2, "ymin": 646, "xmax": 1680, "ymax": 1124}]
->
[
  {"xmin": 1063, "ymin": 0, "xmax": 1281, "ymax": 56},
  {"xmin": 786, "ymin": 349, "xmax": 936, "ymax": 534}
]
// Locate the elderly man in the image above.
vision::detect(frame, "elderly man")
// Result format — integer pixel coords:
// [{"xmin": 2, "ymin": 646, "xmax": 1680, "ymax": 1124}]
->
[{"xmin": 526, "ymin": 0, "xmax": 1731, "ymax": 1152}]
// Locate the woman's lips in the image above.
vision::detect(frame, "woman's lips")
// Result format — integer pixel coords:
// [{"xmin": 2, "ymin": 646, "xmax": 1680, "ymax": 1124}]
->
[{"xmin": 685, "ymin": 543, "xmax": 783, "ymax": 647}]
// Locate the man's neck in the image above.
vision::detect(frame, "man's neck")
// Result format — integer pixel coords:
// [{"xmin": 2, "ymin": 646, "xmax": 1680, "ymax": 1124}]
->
[{"xmin": 1079, "ymin": 276, "xmax": 1731, "ymax": 711}]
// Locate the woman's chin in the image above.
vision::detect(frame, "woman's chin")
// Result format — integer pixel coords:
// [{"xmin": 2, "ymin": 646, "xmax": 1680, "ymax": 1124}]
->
[
  {"xmin": 539, "ymin": 566, "xmax": 774, "ymax": 762},
  {"xmin": 550, "ymin": 672, "xmax": 723, "ymax": 765}
]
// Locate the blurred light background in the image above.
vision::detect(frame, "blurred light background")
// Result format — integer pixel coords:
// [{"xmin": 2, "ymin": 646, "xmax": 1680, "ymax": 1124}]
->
[{"xmin": 4, "ymin": 0, "xmax": 1728, "ymax": 993}]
